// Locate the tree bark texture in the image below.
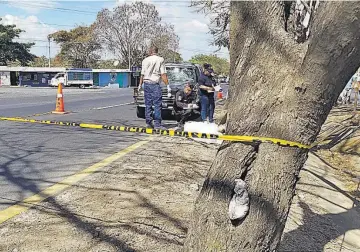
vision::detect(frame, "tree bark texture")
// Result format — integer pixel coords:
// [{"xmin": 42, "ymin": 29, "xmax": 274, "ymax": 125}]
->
[{"xmin": 185, "ymin": 2, "xmax": 360, "ymax": 251}]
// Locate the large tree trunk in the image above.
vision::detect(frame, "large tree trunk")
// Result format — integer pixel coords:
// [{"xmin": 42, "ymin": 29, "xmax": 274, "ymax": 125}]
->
[{"xmin": 185, "ymin": 2, "xmax": 360, "ymax": 251}]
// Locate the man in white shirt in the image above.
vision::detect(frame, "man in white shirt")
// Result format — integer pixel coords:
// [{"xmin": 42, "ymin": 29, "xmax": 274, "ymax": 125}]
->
[{"xmin": 138, "ymin": 46, "xmax": 169, "ymax": 129}]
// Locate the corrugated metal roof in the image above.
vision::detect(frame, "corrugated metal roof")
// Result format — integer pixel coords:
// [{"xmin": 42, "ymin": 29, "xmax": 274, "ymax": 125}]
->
[
  {"xmin": 0, "ymin": 66, "xmax": 66, "ymax": 72},
  {"xmin": 92, "ymin": 69, "xmax": 131, "ymax": 73},
  {"xmin": 0, "ymin": 66, "xmax": 131, "ymax": 73}
]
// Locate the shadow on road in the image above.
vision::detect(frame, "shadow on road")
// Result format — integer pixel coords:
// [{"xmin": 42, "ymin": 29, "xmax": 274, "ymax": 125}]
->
[
  {"xmin": 0, "ymin": 123, "xmax": 206, "ymax": 250},
  {"xmin": 280, "ymin": 164, "xmax": 360, "ymax": 251}
]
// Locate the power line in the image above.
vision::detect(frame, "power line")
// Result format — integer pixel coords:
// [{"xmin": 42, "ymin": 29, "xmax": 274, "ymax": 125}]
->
[
  {"xmin": 179, "ymin": 47, "xmax": 228, "ymax": 55},
  {"xmin": 0, "ymin": 1, "xmax": 97, "ymax": 15},
  {"xmin": 16, "ymin": 38, "xmax": 228, "ymax": 55},
  {"xmin": 19, "ymin": 22, "xmax": 76, "ymax": 28},
  {"xmin": 32, "ymin": 45, "xmax": 60, "ymax": 48},
  {"xmin": 0, "ymin": 1, "xmax": 192, "ymax": 16},
  {"xmin": 0, "ymin": 1, "xmax": 202, "ymax": 18}
]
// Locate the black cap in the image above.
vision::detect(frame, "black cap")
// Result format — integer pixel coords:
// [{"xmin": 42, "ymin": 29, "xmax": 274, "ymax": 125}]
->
[{"xmin": 203, "ymin": 63, "xmax": 211, "ymax": 70}]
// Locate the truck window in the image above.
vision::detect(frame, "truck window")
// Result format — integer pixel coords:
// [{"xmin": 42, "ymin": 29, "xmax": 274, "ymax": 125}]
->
[
  {"xmin": 166, "ymin": 67, "xmax": 196, "ymax": 83},
  {"xmin": 55, "ymin": 73, "xmax": 64, "ymax": 79}
]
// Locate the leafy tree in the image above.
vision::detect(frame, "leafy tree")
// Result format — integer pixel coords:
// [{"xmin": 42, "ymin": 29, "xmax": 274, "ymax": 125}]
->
[
  {"xmin": 189, "ymin": 54, "xmax": 229, "ymax": 75},
  {"xmin": 96, "ymin": 59, "xmax": 127, "ymax": 69},
  {"xmin": 29, "ymin": 56, "xmax": 48, "ymax": 67},
  {"xmin": 185, "ymin": 2, "xmax": 360, "ymax": 251},
  {"xmin": 164, "ymin": 50, "xmax": 183, "ymax": 63},
  {"xmin": 151, "ymin": 23, "xmax": 181, "ymax": 63},
  {"xmin": 94, "ymin": 1, "xmax": 180, "ymax": 67},
  {"xmin": 49, "ymin": 25, "xmax": 101, "ymax": 68},
  {"xmin": 51, "ymin": 55, "xmax": 71, "ymax": 68},
  {"xmin": 0, "ymin": 18, "xmax": 35, "ymax": 66}
]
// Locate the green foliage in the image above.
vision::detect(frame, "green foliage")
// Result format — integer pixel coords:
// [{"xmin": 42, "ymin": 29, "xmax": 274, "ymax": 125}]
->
[
  {"xmin": 49, "ymin": 25, "xmax": 101, "ymax": 68},
  {"xmin": 189, "ymin": 54, "xmax": 229, "ymax": 75},
  {"xmin": 0, "ymin": 18, "xmax": 36, "ymax": 66},
  {"xmin": 29, "ymin": 56, "xmax": 48, "ymax": 67},
  {"xmin": 96, "ymin": 59, "xmax": 128, "ymax": 69},
  {"xmin": 166, "ymin": 51, "xmax": 183, "ymax": 63}
]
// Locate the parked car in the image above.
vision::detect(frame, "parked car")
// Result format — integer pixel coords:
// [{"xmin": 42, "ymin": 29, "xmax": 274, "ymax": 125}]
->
[{"xmin": 133, "ymin": 63, "xmax": 202, "ymax": 120}]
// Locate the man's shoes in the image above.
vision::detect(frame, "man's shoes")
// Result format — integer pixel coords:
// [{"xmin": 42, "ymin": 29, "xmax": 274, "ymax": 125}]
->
[
  {"xmin": 154, "ymin": 126, "xmax": 167, "ymax": 130},
  {"xmin": 174, "ymin": 124, "xmax": 184, "ymax": 131},
  {"xmin": 146, "ymin": 122, "xmax": 154, "ymax": 129}
]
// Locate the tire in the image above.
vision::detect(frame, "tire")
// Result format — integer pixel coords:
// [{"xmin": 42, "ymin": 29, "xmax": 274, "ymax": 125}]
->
[
  {"xmin": 163, "ymin": 108, "xmax": 179, "ymax": 120},
  {"xmin": 136, "ymin": 106, "xmax": 145, "ymax": 119},
  {"xmin": 79, "ymin": 84, "xmax": 86, "ymax": 89}
]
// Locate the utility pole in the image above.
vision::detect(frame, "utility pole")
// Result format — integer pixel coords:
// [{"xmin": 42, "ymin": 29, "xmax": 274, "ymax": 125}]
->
[
  {"xmin": 128, "ymin": 42, "xmax": 131, "ymax": 70},
  {"xmin": 127, "ymin": 28, "xmax": 131, "ymax": 70},
  {"xmin": 48, "ymin": 36, "xmax": 51, "ymax": 68}
]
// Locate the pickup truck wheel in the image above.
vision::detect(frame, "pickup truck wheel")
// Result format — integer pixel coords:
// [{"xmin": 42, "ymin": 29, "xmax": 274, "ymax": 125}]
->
[{"xmin": 136, "ymin": 106, "xmax": 145, "ymax": 119}]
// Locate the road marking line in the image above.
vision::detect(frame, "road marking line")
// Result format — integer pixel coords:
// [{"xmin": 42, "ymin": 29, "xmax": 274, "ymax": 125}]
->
[
  {"xmin": 90, "ymin": 102, "xmax": 134, "ymax": 111},
  {"xmin": 0, "ymin": 138, "xmax": 151, "ymax": 225},
  {"xmin": 26, "ymin": 102, "xmax": 134, "ymax": 118}
]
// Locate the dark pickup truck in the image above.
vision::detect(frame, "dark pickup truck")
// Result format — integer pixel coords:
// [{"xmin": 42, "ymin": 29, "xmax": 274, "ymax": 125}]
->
[{"xmin": 133, "ymin": 63, "xmax": 202, "ymax": 120}]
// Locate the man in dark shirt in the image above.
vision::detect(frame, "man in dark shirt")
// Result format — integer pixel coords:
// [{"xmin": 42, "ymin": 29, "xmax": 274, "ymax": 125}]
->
[
  {"xmin": 173, "ymin": 83, "xmax": 198, "ymax": 129},
  {"xmin": 198, "ymin": 67, "xmax": 215, "ymax": 123}
]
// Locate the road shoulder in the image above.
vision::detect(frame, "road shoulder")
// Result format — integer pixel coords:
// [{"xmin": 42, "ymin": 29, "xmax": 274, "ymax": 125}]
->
[{"xmin": 0, "ymin": 137, "xmax": 217, "ymax": 252}]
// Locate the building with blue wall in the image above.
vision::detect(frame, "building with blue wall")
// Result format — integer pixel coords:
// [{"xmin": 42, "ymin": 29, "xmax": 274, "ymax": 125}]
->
[
  {"xmin": 0, "ymin": 67, "xmax": 133, "ymax": 88},
  {"xmin": 0, "ymin": 67, "xmax": 66, "ymax": 86},
  {"xmin": 93, "ymin": 69, "xmax": 131, "ymax": 88}
]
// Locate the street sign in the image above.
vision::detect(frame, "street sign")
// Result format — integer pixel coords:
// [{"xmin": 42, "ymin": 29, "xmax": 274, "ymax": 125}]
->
[{"xmin": 131, "ymin": 66, "xmax": 141, "ymax": 72}]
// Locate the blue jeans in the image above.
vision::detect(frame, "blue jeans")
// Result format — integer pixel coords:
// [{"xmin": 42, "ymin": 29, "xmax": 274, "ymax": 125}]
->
[
  {"xmin": 144, "ymin": 83, "xmax": 162, "ymax": 127},
  {"xmin": 200, "ymin": 94, "xmax": 215, "ymax": 122}
]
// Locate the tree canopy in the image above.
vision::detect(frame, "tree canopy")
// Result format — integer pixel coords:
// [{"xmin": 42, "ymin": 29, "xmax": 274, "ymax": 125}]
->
[
  {"xmin": 189, "ymin": 54, "xmax": 229, "ymax": 75},
  {"xmin": 0, "ymin": 18, "xmax": 35, "ymax": 66},
  {"xmin": 29, "ymin": 56, "xmax": 48, "ymax": 67},
  {"xmin": 49, "ymin": 25, "xmax": 101, "ymax": 68},
  {"xmin": 93, "ymin": 1, "xmax": 180, "ymax": 67}
]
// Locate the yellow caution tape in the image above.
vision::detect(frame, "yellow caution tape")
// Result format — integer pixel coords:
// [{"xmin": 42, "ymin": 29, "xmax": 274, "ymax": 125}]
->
[{"xmin": 0, "ymin": 116, "xmax": 311, "ymax": 149}]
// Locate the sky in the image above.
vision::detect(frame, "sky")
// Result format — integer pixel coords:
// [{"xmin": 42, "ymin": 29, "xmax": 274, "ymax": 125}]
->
[{"xmin": 0, "ymin": 0, "xmax": 230, "ymax": 61}]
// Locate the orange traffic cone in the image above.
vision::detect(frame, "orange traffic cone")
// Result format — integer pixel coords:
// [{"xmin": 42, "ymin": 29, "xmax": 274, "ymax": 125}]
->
[
  {"xmin": 52, "ymin": 83, "xmax": 68, "ymax": 114},
  {"xmin": 217, "ymin": 88, "xmax": 223, "ymax": 99}
]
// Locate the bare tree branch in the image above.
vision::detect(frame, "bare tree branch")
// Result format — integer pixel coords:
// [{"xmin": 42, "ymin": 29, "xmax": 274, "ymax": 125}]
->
[{"xmin": 94, "ymin": 2, "xmax": 180, "ymax": 66}]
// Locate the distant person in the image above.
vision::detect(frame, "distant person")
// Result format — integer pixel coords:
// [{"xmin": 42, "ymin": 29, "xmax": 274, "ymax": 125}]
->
[
  {"xmin": 203, "ymin": 63, "xmax": 211, "ymax": 72},
  {"xmin": 198, "ymin": 67, "xmax": 215, "ymax": 123},
  {"xmin": 173, "ymin": 83, "xmax": 198, "ymax": 129},
  {"xmin": 138, "ymin": 46, "xmax": 170, "ymax": 129},
  {"xmin": 352, "ymin": 71, "xmax": 360, "ymax": 90},
  {"xmin": 351, "ymin": 71, "xmax": 360, "ymax": 105},
  {"xmin": 339, "ymin": 87, "xmax": 351, "ymax": 105}
]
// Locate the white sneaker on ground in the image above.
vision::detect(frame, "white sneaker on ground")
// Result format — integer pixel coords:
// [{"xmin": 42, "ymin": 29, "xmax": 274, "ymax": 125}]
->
[{"xmin": 228, "ymin": 179, "xmax": 249, "ymax": 220}]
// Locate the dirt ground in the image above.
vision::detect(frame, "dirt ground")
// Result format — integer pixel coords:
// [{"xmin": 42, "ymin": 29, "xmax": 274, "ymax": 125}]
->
[
  {"xmin": 0, "ymin": 106, "xmax": 360, "ymax": 252},
  {"xmin": 0, "ymin": 137, "xmax": 218, "ymax": 252},
  {"xmin": 280, "ymin": 106, "xmax": 360, "ymax": 252}
]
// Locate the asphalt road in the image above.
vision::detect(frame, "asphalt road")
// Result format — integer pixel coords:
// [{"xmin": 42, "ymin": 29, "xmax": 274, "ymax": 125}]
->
[
  {"xmin": 0, "ymin": 87, "xmax": 134, "ymax": 117},
  {"xmin": 0, "ymin": 87, "xmax": 147, "ymax": 212},
  {"xmin": 0, "ymin": 85, "xmax": 227, "ymax": 213}
]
